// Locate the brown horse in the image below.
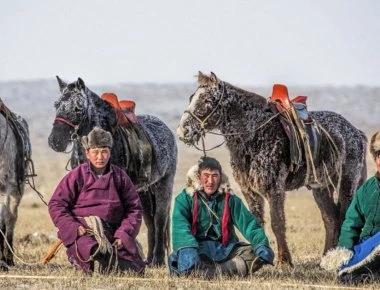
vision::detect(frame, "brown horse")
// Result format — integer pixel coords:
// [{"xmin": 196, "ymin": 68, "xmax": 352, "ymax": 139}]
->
[{"xmin": 177, "ymin": 72, "xmax": 367, "ymax": 266}]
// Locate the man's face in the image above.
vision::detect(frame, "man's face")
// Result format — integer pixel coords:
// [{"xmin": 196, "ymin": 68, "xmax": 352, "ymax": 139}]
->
[
  {"xmin": 375, "ymin": 153, "xmax": 380, "ymax": 175},
  {"xmin": 199, "ymin": 168, "xmax": 221, "ymax": 196},
  {"xmin": 85, "ymin": 147, "xmax": 111, "ymax": 171}
]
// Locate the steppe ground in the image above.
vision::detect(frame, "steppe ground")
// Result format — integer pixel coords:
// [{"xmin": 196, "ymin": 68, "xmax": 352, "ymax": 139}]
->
[{"xmin": 1, "ymin": 132, "xmax": 379, "ymax": 290}]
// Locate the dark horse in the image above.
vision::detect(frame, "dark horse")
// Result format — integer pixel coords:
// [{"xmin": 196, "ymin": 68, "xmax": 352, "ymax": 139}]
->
[
  {"xmin": 177, "ymin": 72, "xmax": 367, "ymax": 266},
  {"xmin": 48, "ymin": 77, "xmax": 177, "ymax": 265},
  {"xmin": 0, "ymin": 99, "xmax": 31, "ymax": 270}
]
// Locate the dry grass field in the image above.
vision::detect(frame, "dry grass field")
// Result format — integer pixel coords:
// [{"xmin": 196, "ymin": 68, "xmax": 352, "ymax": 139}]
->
[{"xmin": 1, "ymin": 131, "xmax": 379, "ymax": 290}]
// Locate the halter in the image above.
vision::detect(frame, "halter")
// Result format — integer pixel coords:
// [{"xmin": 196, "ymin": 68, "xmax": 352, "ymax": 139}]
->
[
  {"xmin": 184, "ymin": 81, "xmax": 226, "ymax": 132},
  {"xmin": 54, "ymin": 87, "xmax": 90, "ymax": 170},
  {"xmin": 54, "ymin": 116, "xmax": 81, "ymax": 142},
  {"xmin": 183, "ymin": 81, "xmax": 226, "ymax": 156}
]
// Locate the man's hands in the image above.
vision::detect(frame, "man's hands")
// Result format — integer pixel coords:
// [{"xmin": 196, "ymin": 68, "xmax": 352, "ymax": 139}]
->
[
  {"xmin": 255, "ymin": 245, "xmax": 275, "ymax": 265},
  {"xmin": 112, "ymin": 238, "xmax": 123, "ymax": 250},
  {"xmin": 77, "ymin": 225, "xmax": 123, "ymax": 250},
  {"xmin": 78, "ymin": 225, "xmax": 87, "ymax": 236}
]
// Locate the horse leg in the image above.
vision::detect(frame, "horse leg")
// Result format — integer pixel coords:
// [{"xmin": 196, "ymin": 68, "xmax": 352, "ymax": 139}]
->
[
  {"xmin": 242, "ymin": 189, "xmax": 265, "ymax": 226},
  {"xmin": 0, "ymin": 193, "xmax": 8, "ymax": 271},
  {"xmin": 3, "ymin": 186, "xmax": 22, "ymax": 267},
  {"xmin": 140, "ymin": 191, "xmax": 155, "ymax": 264},
  {"xmin": 312, "ymin": 187, "xmax": 339, "ymax": 254},
  {"xmin": 151, "ymin": 175, "xmax": 173, "ymax": 266},
  {"xmin": 267, "ymin": 191, "xmax": 292, "ymax": 266}
]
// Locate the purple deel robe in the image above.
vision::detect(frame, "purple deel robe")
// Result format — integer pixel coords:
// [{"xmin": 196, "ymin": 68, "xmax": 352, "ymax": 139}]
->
[{"xmin": 48, "ymin": 162, "xmax": 145, "ymax": 272}]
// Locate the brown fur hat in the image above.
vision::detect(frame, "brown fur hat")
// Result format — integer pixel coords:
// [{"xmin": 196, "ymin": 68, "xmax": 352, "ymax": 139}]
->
[
  {"xmin": 370, "ymin": 131, "xmax": 380, "ymax": 158},
  {"xmin": 81, "ymin": 127, "xmax": 113, "ymax": 150}
]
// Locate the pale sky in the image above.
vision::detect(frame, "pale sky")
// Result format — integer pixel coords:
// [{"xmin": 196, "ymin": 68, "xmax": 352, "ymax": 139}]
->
[{"xmin": 1, "ymin": 0, "xmax": 379, "ymax": 86}]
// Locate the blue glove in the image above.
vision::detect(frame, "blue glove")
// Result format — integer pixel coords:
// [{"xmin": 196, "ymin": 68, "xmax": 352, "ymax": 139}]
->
[{"xmin": 255, "ymin": 245, "xmax": 274, "ymax": 265}]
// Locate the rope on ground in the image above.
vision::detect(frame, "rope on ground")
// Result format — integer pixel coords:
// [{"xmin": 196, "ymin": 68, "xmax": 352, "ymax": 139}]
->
[{"xmin": 0, "ymin": 228, "xmax": 41, "ymax": 267}]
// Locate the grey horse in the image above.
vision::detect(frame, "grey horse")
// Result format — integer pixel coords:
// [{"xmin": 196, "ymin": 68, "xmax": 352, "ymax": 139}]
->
[
  {"xmin": 177, "ymin": 72, "xmax": 367, "ymax": 266},
  {"xmin": 0, "ymin": 100, "xmax": 31, "ymax": 270},
  {"xmin": 48, "ymin": 77, "xmax": 177, "ymax": 266}
]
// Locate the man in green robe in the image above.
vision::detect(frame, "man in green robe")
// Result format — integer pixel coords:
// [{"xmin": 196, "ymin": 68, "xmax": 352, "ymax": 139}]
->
[
  {"xmin": 168, "ymin": 157, "xmax": 274, "ymax": 277},
  {"xmin": 321, "ymin": 131, "xmax": 380, "ymax": 284}
]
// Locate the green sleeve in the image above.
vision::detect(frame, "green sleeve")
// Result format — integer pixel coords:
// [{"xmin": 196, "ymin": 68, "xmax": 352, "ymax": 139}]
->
[
  {"xmin": 171, "ymin": 191, "xmax": 199, "ymax": 252},
  {"xmin": 230, "ymin": 195, "xmax": 270, "ymax": 251},
  {"xmin": 338, "ymin": 189, "xmax": 365, "ymax": 249}
]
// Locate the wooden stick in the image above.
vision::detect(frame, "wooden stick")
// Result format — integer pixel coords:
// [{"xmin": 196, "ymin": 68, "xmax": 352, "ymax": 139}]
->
[{"xmin": 41, "ymin": 239, "xmax": 63, "ymax": 265}]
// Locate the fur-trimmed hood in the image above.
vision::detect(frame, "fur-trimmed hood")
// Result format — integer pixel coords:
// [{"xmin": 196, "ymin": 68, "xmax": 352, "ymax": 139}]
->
[
  {"xmin": 370, "ymin": 131, "xmax": 380, "ymax": 158},
  {"xmin": 185, "ymin": 164, "xmax": 233, "ymax": 195}
]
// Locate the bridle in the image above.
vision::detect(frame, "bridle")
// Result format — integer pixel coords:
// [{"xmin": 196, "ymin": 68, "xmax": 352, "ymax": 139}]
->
[
  {"xmin": 184, "ymin": 81, "xmax": 226, "ymax": 132},
  {"xmin": 182, "ymin": 81, "xmax": 227, "ymax": 156},
  {"xmin": 54, "ymin": 116, "xmax": 81, "ymax": 144},
  {"xmin": 53, "ymin": 89, "xmax": 89, "ymax": 169}
]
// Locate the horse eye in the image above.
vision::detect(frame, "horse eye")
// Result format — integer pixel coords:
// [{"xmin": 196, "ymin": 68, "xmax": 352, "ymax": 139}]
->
[{"xmin": 74, "ymin": 107, "xmax": 81, "ymax": 113}]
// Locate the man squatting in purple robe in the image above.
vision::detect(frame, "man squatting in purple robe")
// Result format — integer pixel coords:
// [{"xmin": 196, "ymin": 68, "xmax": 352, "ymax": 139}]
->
[{"xmin": 48, "ymin": 127, "xmax": 145, "ymax": 274}]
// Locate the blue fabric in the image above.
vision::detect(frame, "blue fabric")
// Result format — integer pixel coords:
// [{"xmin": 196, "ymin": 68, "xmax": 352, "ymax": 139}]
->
[
  {"xmin": 168, "ymin": 240, "xmax": 246, "ymax": 274},
  {"xmin": 178, "ymin": 247, "xmax": 200, "ymax": 272},
  {"xmin": 293, "ymin": 102, "xmax": 309, "ymax": 120},
  {"xmin": 168, "ymin": 247, "xmax": 200, "ymax": 275},
  {"xmin": 255, "ymin": 245, "xmax": 274, "ymax": 265},
  {"xmin": 198, "ymin": 240, "xmax": 245, "ymax": 262},
  {"xmin": 341, "ymin": 230, "xmax": 380, "ymax": 270}
]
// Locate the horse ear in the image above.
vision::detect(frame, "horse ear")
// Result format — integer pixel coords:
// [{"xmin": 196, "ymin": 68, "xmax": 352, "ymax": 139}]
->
[
  {"xmin": 77, "ymin": 78, "xmax": 86, "ymax": 91},
  {"xmin": 56, "ymin": 76, "xmax": 67, "ymax": 93},
  {"xmin": 210, "ymin": 72, "xmax": 218, "ymax": 85},
  {"xmin": 197, "ymin": 71, "xmax": 209, "ymax": 85}
]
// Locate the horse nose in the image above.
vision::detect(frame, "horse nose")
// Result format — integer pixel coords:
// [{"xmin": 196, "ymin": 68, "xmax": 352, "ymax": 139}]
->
[
  {"xmin": 176, "ymin": 125, "xmax": 186, "ymax": 140},
  {"xmin": 48, "ymin": 134, "xmax": 64, "ymax": 151}
]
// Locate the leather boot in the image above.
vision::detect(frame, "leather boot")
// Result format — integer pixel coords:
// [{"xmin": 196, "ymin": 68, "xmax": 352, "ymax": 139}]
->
[
  {"xmin": 199, "ymin": 255, "xmax": 248, "ymax": 278},
  {"xmin": 235, "ymin": 245, "xmax": 265, "ymax": 274}
]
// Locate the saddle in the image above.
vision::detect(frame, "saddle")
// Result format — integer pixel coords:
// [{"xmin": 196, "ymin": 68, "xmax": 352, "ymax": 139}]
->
[
  {"xmin": 0, "ymin": 98, "xmax": 35, "ymax": 187},
  {"xmin": 267, "ymin": 84, "xmax": 321, "ymax": 187},
  {"xmin": 101, "ymin": 93, "xmax": 152, "ymax": 190}
]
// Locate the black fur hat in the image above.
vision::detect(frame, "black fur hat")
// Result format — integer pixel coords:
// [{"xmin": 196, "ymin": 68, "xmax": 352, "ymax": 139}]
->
[
  {"xmin": 370, "ymin": 131, "xmax": 380, "ymax": 158},
  {"xmin": 81, "ymin": 127, "xmax": 113, "ymax": 150}
]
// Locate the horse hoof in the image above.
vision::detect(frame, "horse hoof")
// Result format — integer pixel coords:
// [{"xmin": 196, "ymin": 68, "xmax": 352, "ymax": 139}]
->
[
  {"xmin": 276, "ymin": 259, "xmax": 294, "ymax": 269},
  {"xmin": 0, "ymin": 261, "xmax": 10, "ymax": 272}
]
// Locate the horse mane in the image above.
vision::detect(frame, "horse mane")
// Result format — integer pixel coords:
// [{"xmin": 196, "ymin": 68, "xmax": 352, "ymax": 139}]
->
[
  {"xmin": 197, "ymin": 71, "xmax": 267, "ymax": 106},
  {"xmin": 223, "ymin": 81, "xmax": 267, "ymax": 106}
]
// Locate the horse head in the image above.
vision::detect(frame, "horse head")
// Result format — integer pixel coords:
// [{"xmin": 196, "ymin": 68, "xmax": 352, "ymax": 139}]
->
[
  {"xmin": 48, "ymin": 76, "xmax": 91, "ymax": 152},
  {"xmin": 177, "ymin": 71, "xmax": 226, "ymax": 145}
]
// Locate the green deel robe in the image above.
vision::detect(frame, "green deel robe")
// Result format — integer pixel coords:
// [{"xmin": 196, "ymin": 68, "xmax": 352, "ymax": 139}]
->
[
  {"xmin": 172, "ymin": 189, "xmax": 270, "ymax": 252},
  {"xmin": 338, "ymin": 175, "xmax": 380, "ymax": 249}
]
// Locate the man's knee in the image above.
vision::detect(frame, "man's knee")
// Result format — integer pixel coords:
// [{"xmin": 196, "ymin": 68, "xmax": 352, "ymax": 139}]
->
[{"xmin": 168, "ymin": 247, "xmax": 200, "ymax": 276}]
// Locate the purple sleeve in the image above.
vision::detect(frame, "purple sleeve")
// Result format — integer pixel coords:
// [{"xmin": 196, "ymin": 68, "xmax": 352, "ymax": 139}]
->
[
  {"xmin": 48, "ymin": 170, "xmax": 83, "ymax": 246},
  {"xmin": 114, "ymin": 171, "xmax": 143, "ymax": 255}
]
